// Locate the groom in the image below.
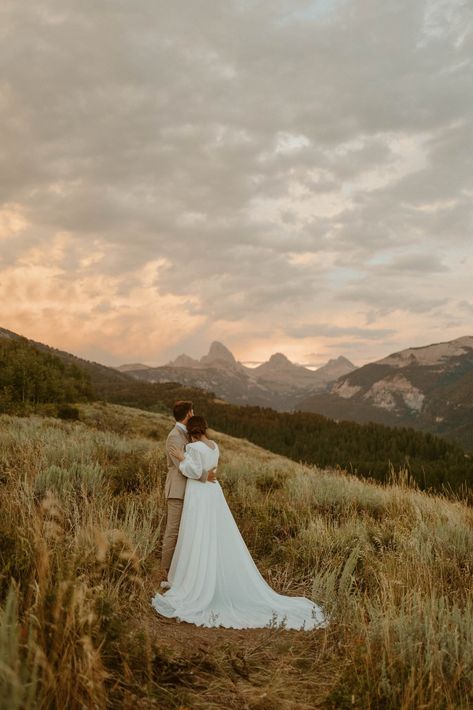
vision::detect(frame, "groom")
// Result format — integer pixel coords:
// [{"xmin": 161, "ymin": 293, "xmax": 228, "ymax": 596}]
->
[{"xmin": 160, "ymin": 400, "xmax": 217, "ymax": 585}]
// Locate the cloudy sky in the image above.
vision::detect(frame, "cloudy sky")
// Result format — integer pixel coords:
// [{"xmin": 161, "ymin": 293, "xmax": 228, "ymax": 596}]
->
[{"xmin": 1, "ymin": 0, "xmax": 472, "ymax": 368}]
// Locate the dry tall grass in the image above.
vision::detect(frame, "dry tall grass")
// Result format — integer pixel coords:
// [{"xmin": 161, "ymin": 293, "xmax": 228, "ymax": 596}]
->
[{"xmin": 0, "ymin": 403, "xmax": 472, "ymax": 709}]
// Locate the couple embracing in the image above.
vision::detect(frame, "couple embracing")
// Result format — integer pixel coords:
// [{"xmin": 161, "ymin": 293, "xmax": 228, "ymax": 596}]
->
[{"xmin": 152, "ymin": 400, "xmax": 327, "ymax": 630}]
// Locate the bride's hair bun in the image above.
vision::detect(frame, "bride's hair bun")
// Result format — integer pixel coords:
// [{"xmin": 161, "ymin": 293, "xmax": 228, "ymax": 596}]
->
[{"xmin": 187, "ymin": 415, "xmax": 207, "ymax": 438}]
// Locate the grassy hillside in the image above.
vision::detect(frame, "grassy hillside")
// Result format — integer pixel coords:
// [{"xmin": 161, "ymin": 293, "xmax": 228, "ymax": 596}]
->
[
  {"xmin": 103, "ymin": 380, "xmax": 473, "ymax": 495},
  {"xmin": 1, "ymin": 404, "xmax": 472, "ymax": 709}
]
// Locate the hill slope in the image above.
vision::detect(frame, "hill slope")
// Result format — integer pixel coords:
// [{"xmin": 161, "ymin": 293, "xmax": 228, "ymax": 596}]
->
[
  {"xmin": 0, "ymin": 326, "xmax": 131, "ymax": 391},
  {"xmin": 0, "ymin": 334, "xmax": 93, "ymax": 408},
  {"xmin": 0, "ymin": 403, "xmax": 472, "ymax": 709},
  {"xmin": 298, "ymin": 336, "xmax": 473, "ymax": 450}
]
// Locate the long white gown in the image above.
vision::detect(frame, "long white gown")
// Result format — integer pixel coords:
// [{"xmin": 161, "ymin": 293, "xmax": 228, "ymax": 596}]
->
[{"xmin": 152, "ymin": 440, "xmax": 327, "ymax": 630}]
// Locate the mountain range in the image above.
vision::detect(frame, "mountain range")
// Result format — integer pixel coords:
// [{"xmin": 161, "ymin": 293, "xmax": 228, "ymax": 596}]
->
[
  {"xmin": 119, "ymin": 336, "xmax": 473, "ymax": 448},
  {"xmin": 1, "ymin": 325, "xmax": 472, "ymax": 449},
  {"xmin": 298, "ymin": 336, "xmax": 473, "ymax": 449},
  {"xmin": 118, "ymin": 341, "xmax": 356, "ymax": 410}
]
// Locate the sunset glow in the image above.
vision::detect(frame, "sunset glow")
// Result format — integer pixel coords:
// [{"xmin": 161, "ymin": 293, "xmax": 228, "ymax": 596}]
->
[{"xmin": 1, "ymin": 1, "xmax": 472, "ymax": 367}]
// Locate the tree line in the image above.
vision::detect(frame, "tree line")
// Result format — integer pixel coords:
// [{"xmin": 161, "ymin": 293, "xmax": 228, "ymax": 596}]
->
[{"xmin": 97, "ymin": 379, "xmax": 473, "ymax": 495}]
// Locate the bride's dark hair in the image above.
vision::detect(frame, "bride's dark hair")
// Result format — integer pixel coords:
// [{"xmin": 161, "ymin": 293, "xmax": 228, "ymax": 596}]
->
[{"xmin": 186, "ymin": 415, "xmax": 207, "ymax": 439}]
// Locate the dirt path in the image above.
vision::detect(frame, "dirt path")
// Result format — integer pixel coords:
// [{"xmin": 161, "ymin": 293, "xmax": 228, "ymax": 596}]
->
[{"xmin": 130, "ymin": 578, "xmax": 339, "ymax": 710}]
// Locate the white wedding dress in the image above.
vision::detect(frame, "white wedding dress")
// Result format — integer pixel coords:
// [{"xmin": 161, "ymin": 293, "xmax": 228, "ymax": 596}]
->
[{"xmin": 152, "ymin": 440, "xmax": 327, "ymax": 630}]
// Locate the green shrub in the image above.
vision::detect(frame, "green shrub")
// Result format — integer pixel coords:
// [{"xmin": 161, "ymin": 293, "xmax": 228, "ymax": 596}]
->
[
  {"xmin": 57, "ymin": 405, "xmax": 81, "ymax": 421},
  {"xmin": 34, "ymin": 462, "xmax": 106, "ymax": 499}
]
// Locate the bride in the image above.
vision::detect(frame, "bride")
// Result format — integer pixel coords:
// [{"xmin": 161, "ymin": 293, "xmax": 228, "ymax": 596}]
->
[{"xmin": 152, "ymin": 415, "xmax": 327, "ymax": 630}]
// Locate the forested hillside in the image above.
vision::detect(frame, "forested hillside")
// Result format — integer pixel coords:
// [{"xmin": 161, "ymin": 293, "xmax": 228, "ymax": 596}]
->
[
  {"xmin": 0, "ymin": 338, "xmax": 93, "ymax": 411},
  {"xmin": 0, "ymin": 326, "xmax": 130, "ymax": 391}
]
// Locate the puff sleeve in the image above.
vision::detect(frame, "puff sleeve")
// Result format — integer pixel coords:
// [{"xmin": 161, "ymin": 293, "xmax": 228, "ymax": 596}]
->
[{"xmin": 179, "ymin": 446, "xmax": 208, "ymax": 482}]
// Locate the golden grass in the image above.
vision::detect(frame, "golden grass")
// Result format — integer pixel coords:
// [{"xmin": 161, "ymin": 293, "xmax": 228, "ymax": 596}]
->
[{"xmin": 0, "ymin": 402, "xmax": 472, "ymax": 709}]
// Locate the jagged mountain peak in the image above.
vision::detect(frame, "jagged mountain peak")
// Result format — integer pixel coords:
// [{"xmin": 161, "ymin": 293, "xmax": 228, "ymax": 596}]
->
[
  {"xmin": 327, "ymin": 355, "xmax": 355, "ymax": 367},
  {"xmin": 267, "ymin": 352, "xmax": 292, "ymax": 367},
  {"xmin": 255, "ymin": 352, "xmax": 301, "ymax": 374},
  {"xmin": 167, "ymin": 353, "xmax": 200, "ymax": 368},
  {"xmin": 201, "ymin": 341, "xmax": 237, "ymax": 365}
]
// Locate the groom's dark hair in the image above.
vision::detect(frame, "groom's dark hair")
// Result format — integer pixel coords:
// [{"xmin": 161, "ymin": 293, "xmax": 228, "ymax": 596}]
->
[{"xmin": 173, "ymin": 400, "xmax": 193, "ymax": 422}]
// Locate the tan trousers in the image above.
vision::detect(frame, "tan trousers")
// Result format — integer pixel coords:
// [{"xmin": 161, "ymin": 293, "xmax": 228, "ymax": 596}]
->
[{"xmin": 161, "ymin": 498, "xmax": 184, "ymax": 572}]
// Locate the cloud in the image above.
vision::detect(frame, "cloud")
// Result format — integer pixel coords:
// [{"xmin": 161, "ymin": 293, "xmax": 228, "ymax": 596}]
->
[
  {"xmin": 1, "ymin": 0, "xmax": 472, "ymax": 366},
  {"xmin": 0, "ymin": 240, "xmax": 204, "ymax": 365},
  {"xmin": 458, "ymin": 300, "xmax": 473, "ymax": 316},
  {"xmin": 380, "ymin": 253, "xmax": 449, "ymax": 273}
]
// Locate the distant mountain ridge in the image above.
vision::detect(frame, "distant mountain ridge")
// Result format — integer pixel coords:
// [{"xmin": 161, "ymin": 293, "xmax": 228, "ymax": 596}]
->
[
  {"xmin": 3, "ymin": 325, "xmax": 472, "ymax": 449},
  {"xmin": 297, "ymin": 336, "xmax": 473, "ymax": 449},
  {"xmin": 121, "ymin": 341, "xmax": 356, "ymax": 410}
]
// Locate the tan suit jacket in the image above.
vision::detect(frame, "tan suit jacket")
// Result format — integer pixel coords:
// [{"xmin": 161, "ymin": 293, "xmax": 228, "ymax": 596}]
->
[{"xmin": 164, "ymin": 424, "xmax": 209, "ymax": 499}]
